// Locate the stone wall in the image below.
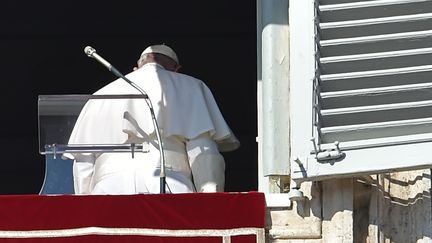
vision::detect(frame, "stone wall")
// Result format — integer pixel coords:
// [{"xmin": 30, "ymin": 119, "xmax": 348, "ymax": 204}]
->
[{"xmin": 265, "ymin": 169, "xmax": 432, "ymax": 242}]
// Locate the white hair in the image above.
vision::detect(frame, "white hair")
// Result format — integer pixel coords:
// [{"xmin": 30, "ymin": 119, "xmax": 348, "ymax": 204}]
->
[{"xmin": 137, "ymin": 53, "xmax": 149, "ymax": 68}]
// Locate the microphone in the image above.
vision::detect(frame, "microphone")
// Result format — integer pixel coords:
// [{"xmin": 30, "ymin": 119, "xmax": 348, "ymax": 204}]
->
[
  {"xmin": 84, "ymin": 46, "xmax": 113, "ymax": 71},
  {"xmin": 84, "ymin": 46, "xmax": 131, "ymax": 84}
]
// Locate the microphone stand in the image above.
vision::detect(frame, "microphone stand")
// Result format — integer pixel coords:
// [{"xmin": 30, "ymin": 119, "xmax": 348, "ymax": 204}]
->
[{"xmin": 85, "ymin": 47, "xmax": 166, "ymax": 194}]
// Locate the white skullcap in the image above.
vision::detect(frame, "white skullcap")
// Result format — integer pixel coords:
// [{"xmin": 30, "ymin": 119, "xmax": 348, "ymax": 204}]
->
[{"xmin": 140, "ymin": 44, "xmax": 179, "ymax": 64}]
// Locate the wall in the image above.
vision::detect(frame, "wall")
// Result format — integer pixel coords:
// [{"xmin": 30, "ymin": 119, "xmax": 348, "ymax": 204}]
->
[{"xmin": 265, "ymin": 170, "xmax": 432, "ymax": 242}]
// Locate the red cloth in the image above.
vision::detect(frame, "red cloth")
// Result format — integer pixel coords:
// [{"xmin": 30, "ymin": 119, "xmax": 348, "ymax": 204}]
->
[{"xmin": 0, "ymin": 192, "xmax": 265, "ymax": 242}]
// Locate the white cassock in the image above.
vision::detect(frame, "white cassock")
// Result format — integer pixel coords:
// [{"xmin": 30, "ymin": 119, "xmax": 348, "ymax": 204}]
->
[{"xmin": 66, "ymin": 63, "xmax": 240, "ymax": 195}]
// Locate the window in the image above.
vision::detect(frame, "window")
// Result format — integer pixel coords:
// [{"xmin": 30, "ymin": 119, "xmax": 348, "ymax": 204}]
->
[{"xmin": 290, "ymin": 0, "xmax": 432, "ymax": 181}]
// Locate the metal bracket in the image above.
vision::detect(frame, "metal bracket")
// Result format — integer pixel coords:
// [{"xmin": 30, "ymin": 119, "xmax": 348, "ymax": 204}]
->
[{"xmin": 311, "ymin": 138, "xmax": 345, "ymax": 161}]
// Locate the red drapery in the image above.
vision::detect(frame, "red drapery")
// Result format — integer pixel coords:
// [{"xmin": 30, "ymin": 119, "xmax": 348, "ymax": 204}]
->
[{"xmin": 0, "ymin": 192, "xmax": 265, "ymax": 242}]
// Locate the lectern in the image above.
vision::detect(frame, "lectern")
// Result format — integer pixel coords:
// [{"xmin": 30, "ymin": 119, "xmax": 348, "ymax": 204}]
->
[{"xmin": 38, "ymin": 94, "xmax": 150, "ymax": 194}]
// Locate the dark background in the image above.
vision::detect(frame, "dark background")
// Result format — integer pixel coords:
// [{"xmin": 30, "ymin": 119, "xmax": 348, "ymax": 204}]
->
[{"xmin": 0, "ymin": 1, "xmax": 257, "ymax": 194}]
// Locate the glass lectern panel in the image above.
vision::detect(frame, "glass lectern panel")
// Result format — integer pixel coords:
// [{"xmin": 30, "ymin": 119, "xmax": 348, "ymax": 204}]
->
[
  {"xmin": 38, "ymin": 94, "xmax": 150, "ymax": 195},
  {"xmin": 38, "ymin": 94, "xmax": 149, "ymax": 155}
]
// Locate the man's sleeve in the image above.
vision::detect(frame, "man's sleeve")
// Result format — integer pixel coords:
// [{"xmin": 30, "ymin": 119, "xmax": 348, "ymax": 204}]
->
[
  {"xmin": 186, "ymin": 133, "xmax": 225, "ymax": 192},
  {"xmin": 71, "ymin": 154, "xmax": 96, "ymax": 194}
]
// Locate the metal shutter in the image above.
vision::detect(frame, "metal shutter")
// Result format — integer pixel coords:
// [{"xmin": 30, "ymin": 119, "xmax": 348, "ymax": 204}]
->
[{"xmin": 290, "ymin": 0, "xmax": 432, "ymax": 181}]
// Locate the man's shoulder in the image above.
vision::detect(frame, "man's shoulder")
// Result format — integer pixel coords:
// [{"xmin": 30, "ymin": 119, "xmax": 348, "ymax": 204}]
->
[
  {"xmin": 93, "ymin": 79, "xmax": 133, "ymax": 95},
  {"xmin": 172, "ymin": 71, "xmax": 206, "ymax": 86}
]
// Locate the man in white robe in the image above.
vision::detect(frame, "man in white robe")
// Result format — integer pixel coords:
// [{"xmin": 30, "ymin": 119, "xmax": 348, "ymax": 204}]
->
[{"xmin": 67, "ymin": 44, "xmax": 240, "ymax": 194}]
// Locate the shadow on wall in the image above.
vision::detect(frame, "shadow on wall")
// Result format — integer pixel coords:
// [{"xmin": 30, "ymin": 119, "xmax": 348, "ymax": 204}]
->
[{"xmin": 374, "ymin": 171, "xmax": 432, "ymax": 243}]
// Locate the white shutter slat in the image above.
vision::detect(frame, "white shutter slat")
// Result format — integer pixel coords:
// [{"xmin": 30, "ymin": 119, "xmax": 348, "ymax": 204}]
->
[
  {"xmin": 319, "ymin": 70, "xmax": 432, "ymax": 91},
  {"xmin": 320, "ymin": 64, "xmax": 432, "ymax": 80},
  {"xmin": 320, "ymin": 132, "xmax": 432, "ymax": 151},
  {"xmin": 319, "ymin": 0, "xmax": 430, "ymax": 11},
  {"xmin": 322, "ymin": 100, "xmax": 432, "ymax": 116},
  {"xmin": 320, "ymin": 14, "xmax": 432, "ymax": 40},
  {"xmin": 321, "ymin": 117, "xmax": 432, "ymax": 142},
  {"xmin": 322, "ymin": 82, "xmax": 432, "ymax": 98},
  {"xmin": 321, "ymin": 82, "xmax": 432, "ymax": 109},
  {"xmin": 321, "ymin": 35, "xmax": 432, "ymax": 56},
  {"xmin": 321, "ymin": 47, "xmax": 432, "ymax": 63},
  {"xmin": 319, "ymin": 0, "xmax": 432, "ymax": 22},
  {"xmin": 321, "ymin": 101, "xmax": 432, "ymax": 129},
  {"xmin": 320, "ymin": 12, "xmax": 432, "ymax": 29},
  {"xmin": 320, "ymin": 30, "xmax": 432, "ymax": 47},
  {"xmin": 320, "ymin": 51, "xmax": 432, "ymax": 74}
]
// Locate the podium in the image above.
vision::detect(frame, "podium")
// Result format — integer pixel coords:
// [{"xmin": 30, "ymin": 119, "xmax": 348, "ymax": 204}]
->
[{"xmin": 38, "ymin": 94, "xmax": 150, "ymax": 194}]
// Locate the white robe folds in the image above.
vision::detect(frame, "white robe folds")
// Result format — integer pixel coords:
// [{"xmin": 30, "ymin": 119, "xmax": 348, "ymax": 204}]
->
[{"xmin": 67, "ymin": 63, "xmax": 239, "ymax": 194}]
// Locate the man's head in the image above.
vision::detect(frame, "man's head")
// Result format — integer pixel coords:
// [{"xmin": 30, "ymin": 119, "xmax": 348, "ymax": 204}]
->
[{"xmin": 136, "ymin": 44, "xmax": 181, "ymax": 72}]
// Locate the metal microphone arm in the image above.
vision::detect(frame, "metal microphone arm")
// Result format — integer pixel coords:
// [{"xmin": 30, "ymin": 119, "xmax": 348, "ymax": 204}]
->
[{"xmin": 84, "ymin": 46, "xmax": 166, "ymax": 194}]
